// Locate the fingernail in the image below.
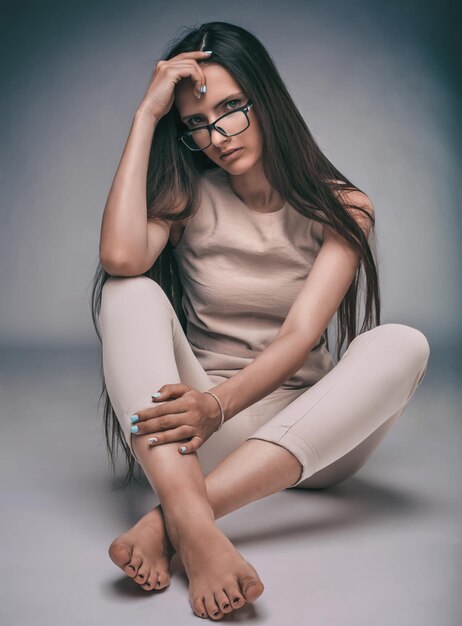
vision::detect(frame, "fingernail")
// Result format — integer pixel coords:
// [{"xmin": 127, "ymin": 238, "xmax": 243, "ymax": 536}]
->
[
  {"xmin": 130, "ymin": 414, "xmax": 139, "ymax": 423},
  {"xmin": 148, "ymin": 437, "xmax": 158, "ymax": 444},
  {"xmin": 152, "ymin": 392, "xmax": 161, "ymax": 398},
  {"xmin": 203, "ymin": 50, "xmax": 213, "ymax": 54},
  {"xmin": 131, "ymin": 425, "xmax": 139, "ymax": 433},
  {"xmin": 180, "ymin": 446, "xmax": 187, "ymax": 454}
]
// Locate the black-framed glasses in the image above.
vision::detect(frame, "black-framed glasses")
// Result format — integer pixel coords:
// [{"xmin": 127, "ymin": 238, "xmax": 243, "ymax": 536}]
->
[{"xmin": 177, "ymin": 99, "xmax": 254, "ymax": 151}]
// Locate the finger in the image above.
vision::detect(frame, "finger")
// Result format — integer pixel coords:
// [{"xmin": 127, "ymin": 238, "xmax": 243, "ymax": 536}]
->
[
  {"xmin": 132, "ymin": 399, "xmax": 191, "ymax": 427},
  {"xmin": 169, "ymin": 50, "xmax": 213, "ymax": 61},
  {"xmin": 178, "ymin": 435, "xmax": 203, "ymax": 455},
  {"xmin": 152, "ymin": 383, "xmax": 192, "ymax": 401},
  {"xmin": 168, "ymin": 59, "xmax": 207, "ymax": 99},
  {"xmin": 131, "ymin": 412, "xmax": 187, "ymax": 434},
  {"xmin": 191, "ymin": 60, "xmax": 207, "ymax": 98},
  {"xmin": 145, "ymin": 425, "xmax": 195, "ymax": 447},
  {"xmin": 133, "ymin": 387, "xmax": 194, "ymax": 423},
  {"xmin": 169, "ymin": 50, "xmax": 212, "ymax": 87}
]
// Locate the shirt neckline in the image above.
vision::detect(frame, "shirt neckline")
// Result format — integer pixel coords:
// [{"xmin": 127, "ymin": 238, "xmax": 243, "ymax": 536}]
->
[{"xmin": 217, "ymin": 169, "xmax": 288, "ymax": 217}]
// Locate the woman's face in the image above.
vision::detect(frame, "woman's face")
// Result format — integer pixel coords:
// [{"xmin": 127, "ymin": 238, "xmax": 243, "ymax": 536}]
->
[{"xmin": 175, "ymin": 62, "xmax": 262, "ymax": 173}]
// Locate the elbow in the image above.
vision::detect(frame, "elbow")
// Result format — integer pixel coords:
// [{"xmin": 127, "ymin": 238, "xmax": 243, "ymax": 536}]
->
[{"xmin": 100, "ymin": 252, "xmax": 143, "ymax": 277}]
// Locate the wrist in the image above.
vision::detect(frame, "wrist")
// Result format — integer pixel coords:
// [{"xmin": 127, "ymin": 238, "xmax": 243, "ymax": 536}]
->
[
  {"xmin": 203, "ymin": 391, "xmax": 225, "ymax": 431},
  {"xmin": 135, "ymin": 106, "xmax": 159, "ymax": 127}
]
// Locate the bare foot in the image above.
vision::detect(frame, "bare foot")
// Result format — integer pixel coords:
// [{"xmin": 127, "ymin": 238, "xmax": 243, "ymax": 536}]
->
[
  {"xmin": 108, "ymin": 505, "xmax": 175, "ymax": 591},
  {"xmin": 171, "ymin": 518, "xmax": 265, "ymax": 620}
]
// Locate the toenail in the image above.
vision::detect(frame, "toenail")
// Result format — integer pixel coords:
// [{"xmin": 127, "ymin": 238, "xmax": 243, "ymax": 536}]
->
[
  {"xmin": 223, "ymin": 603, "xmax": 229, "ymax": 608},
  {"xmin": 233, "ymin": 598, "xmax": 240, "ymax": 603},
  {"xmin": 213, "ymin": 611, "xmax": 220, "ymax": 616}
]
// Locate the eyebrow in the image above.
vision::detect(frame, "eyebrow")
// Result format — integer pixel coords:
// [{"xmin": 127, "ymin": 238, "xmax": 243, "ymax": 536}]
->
[{"xmin": 180, "ymin": 92, "xmax": 245, "ymax": 122}]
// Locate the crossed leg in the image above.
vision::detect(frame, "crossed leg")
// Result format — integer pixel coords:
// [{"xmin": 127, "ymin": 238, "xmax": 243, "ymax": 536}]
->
[{"xmin": 99, "ymin": 276, "xmax": 429, "ymax": 619}]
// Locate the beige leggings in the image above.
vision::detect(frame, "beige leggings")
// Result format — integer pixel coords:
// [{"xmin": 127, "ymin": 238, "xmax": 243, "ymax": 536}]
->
[{"xmin": 98, "ymin": 276, "xmax": 430, "ymax": 489}]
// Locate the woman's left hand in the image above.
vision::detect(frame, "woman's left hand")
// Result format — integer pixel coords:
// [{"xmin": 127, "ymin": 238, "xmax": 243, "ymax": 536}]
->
[{"xmin": 131, "ymin": 383, "xmax": 223, "ymax": 454}]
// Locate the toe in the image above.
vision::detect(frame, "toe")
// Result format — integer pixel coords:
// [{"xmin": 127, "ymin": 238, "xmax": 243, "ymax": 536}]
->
[
  {"xmin": 204, "ymin": 594, "xmax": 223, "ymax": 620},
  {"xmin": 225, "ymin": 581, "xmax": 245, "ymax": 609},
  {"xmin": 142, "ymin": 569, "xmax": 159, "ymax": 591},
  {"xmin": 214, "ymin": 589, "xmax": 233, "ymax": 614},
  {"xmin": 239, "ymin": 573, "xmax": 264, "ymax": 602},
  {"xmin": 108, "ymin": 541, "xmax": 131, "ymax": 568},
  {"xmin": 135, "ymin": 561, "xmax": 150, "ymax": 585},
  {"xmin": 191, "ymin": 597, "xmax": 208, "ymax": 619},
  {"xmin": 155, "ymin": 569, "xmax": 171, "ymax": 589},
  {"xmin": 123, "ymin": 552, "xmax": 143, "ymax": 578}
]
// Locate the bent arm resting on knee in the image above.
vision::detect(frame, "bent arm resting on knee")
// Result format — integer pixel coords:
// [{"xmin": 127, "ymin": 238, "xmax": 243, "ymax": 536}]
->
[
  {"xmin": 208, "ymin": 197, "xmax": 374, "ymax": 424},
  {"xmin": 207, "ymin": 331, "xmax": 316, "ymax": 423}
]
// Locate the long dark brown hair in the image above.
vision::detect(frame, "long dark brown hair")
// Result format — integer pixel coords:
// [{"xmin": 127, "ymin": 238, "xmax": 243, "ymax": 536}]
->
[{"xmin": 90, "ymin": 21, "xmax": 381, "ymax": 487}]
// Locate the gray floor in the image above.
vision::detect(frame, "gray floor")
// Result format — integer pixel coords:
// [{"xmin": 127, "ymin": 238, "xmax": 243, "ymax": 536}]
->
[{"xmin": 1, "ymin": 344, "xmax": 460, "ymax": 625}]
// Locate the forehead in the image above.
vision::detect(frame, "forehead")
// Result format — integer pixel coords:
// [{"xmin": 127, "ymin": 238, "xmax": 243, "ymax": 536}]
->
[{"xmin": 174, "ymin": 62, "xmax": 243, "ymax": 113}]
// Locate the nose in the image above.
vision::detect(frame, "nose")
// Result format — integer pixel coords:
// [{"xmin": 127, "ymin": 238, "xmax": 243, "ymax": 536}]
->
[{"xmin": 209, "ymin": 126, "xmax": 231, "ymax": 149}]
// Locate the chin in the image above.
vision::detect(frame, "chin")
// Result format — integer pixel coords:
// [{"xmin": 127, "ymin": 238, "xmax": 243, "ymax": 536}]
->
[{"xmin": 223, "ymin": 155, "xmax": 255, "ymax": 173}]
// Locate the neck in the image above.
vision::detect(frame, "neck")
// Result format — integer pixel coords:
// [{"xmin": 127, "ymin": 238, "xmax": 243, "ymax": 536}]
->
[{"xmin": 224, "ymin": 163, "xmax": 284, "ymax": 213}]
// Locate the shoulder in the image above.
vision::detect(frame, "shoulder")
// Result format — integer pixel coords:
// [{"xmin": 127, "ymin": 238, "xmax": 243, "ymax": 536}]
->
[
  {"xmin": 324, "ymin": 180, "xmax": 375, "ymax": 240},
  {"xmin": 156, "ymin": 169, "xmax": 223, "ymax": 227}
]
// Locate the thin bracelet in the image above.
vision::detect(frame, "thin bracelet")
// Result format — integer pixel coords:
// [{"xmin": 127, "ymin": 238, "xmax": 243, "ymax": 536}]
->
[{"xmin": 203, "ymin": 391, "xmax": 225, "ymax": 431}]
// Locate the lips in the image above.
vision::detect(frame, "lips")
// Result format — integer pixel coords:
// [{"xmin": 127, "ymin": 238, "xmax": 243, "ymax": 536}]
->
[{"xmin": 220, "ymin": 148, "xmax": 241, "ymax": 158}]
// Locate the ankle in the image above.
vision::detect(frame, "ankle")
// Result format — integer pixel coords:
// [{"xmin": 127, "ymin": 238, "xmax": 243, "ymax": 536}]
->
[
  {"xmin": 163, "ymin": 505, "xmax": 215, "ymax": 549},
  {"xmin": 162, "ymin": 488, "xmax": 215, "ymax": 518}
]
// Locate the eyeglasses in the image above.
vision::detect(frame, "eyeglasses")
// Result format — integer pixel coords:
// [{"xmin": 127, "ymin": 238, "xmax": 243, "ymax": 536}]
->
[{"xmin": 177, "ymin": 99, "xmax": 254, "ymax": 151}]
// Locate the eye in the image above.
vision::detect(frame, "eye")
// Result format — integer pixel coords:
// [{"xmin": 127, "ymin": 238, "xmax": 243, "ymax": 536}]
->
[
  {"xmin": 187, "ymin": 99, "xmax": 243, "ymax": 127},
  {"xmin": 188, "ymin": 116, "xmax": 203, "ymax": 127}
]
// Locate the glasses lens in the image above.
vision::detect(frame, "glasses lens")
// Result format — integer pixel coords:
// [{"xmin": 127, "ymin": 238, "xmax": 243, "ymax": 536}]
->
[
  {"xmin": 183, "ymin": 128, "xmax": 211, "ymax": 150},
  {"xmin": 215, "ymin": 110, "xmax": 249, "ymax": 137},
  {"xmin": 183, "ymin": 110, "xmax": 249, "ymax": 151}
]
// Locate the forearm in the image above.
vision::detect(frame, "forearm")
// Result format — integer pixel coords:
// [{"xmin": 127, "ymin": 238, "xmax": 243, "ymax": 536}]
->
[
  {"xmin": 99, "ymin": 109, "xmax": 158, "ymax": 266},
  {"xmin": 207, "ymin": 331, "xmax": 316, "ymax": 422}
]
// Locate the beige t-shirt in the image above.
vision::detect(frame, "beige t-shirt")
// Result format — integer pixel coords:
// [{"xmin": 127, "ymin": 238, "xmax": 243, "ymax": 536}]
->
[{"xmin": 172, "ymin": 167, "xmax": 335, "ymax": 390}]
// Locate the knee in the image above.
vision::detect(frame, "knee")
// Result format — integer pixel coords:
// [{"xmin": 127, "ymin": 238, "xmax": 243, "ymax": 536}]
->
[
  {"xmin": 379, "ymin": 323, "xmax": 430, "ymax": 377},
  {"xmin": 101, "ymin": 275, "xmax": 168, "ymax": 309},
  {"xmin": 295, "ymin": 457, "xmax": 369, "ymax": 490}
]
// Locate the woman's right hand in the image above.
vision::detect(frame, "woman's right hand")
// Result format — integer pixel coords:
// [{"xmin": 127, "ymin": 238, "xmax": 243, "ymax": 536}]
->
[{"xmin": 137, "ymin": 50, "xmax": 212, "ymax": 121}]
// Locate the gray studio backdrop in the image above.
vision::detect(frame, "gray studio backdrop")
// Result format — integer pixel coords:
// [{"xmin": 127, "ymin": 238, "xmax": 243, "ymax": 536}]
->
[
  {"xmin": 1, "ymin": 4, "xmax": 460, "ymax": 626},
  {"xmin": 0, "ymin": 1, "xmax": 459, "ymax": 363}
]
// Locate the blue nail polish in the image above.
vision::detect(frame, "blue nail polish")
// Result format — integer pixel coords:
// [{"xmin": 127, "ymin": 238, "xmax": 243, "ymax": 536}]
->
[
  {"xmin": 131, "ymin": 424, "xmax": 139, "ymax": 433},
  {"xmin": 152, "ymin": 392, "xmax": 161, "ymax": 398},
  {"xmin": 130, "ymin": 415, "xmax": 139, "ymax": 423},
  {"xmin": 180, "ymin": 446, "xmax": 187, "ymax": 454}
]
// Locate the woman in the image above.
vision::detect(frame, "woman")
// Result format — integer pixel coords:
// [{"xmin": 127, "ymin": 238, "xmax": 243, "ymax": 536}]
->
[{"xmin": 91, "ymin": 21, "xmax": 430, "ymax": 621}]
